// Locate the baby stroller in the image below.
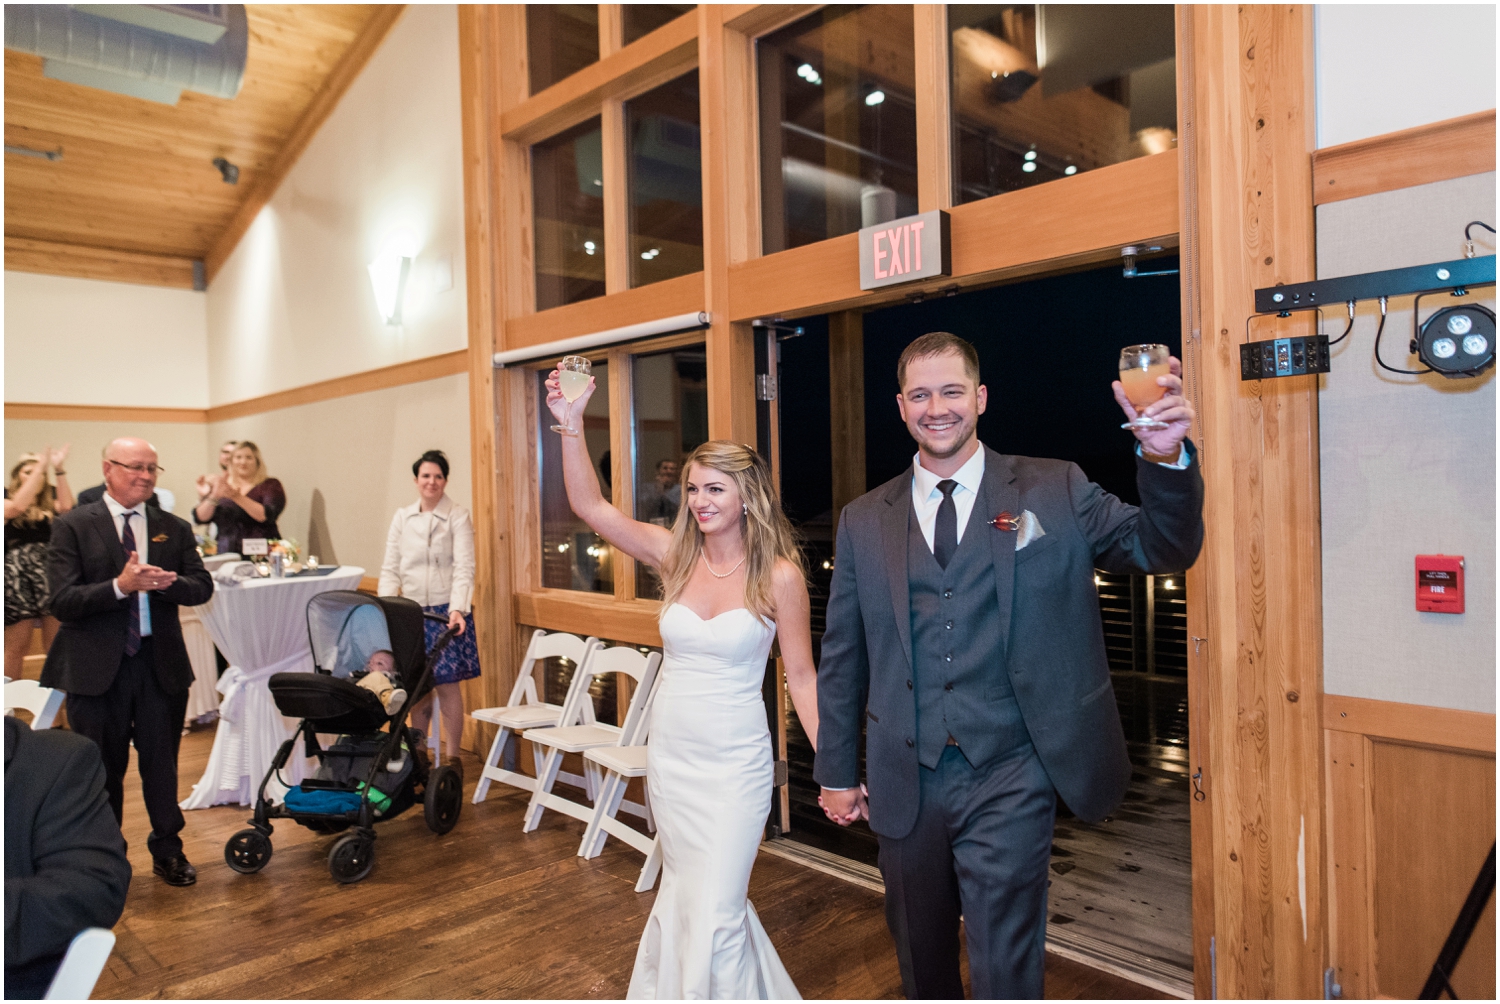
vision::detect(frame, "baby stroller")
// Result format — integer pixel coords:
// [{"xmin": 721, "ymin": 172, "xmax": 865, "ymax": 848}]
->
[{"xmin": 223, "ymin": 591, "xmax": 463, "ymax": 883}]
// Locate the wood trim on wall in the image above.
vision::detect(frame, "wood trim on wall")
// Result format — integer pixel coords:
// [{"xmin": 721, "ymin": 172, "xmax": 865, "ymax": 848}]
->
[
  {"xmin": 3, "ymin": 402, "xmax": 208, "ymax": 424},
  {"xmin": 5, "ymin": 237, "xmax": 199, "ymax": 290},
  {"xmin": 7, "ymin": 351, "xmax": 469, "ymax": 426},
  {"xmin": 206, "ymin": 350, "xmax": 467, "ymax": 422},
  {"xmin": 1312, "ymin": 110, "xmax": 1497, "ymax": 206},
  {"xmin": 1324, "ymin": 693, "xmax": 1495, "ymax": 754},
  {"xmin": 203, "ymin": 5, "xmax": 408, "ymax": 282}
]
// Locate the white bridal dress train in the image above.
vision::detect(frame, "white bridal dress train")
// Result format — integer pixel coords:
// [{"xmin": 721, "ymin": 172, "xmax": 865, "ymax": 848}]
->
[{"xmin": 626, "ymin": 603, "xmax": 801, "ymax": 1000}]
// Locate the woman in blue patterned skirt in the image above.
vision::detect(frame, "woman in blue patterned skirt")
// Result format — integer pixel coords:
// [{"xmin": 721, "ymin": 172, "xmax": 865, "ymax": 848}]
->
[{"xmin": 377, "ymin": 450, "xmax": 480, "ymax": 768}]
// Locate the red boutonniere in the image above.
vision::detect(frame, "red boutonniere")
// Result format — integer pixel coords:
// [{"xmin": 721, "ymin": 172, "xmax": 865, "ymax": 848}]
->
[{"xmin": 990, "ymin": 511, "xmax": 1018, "ymax": 532}]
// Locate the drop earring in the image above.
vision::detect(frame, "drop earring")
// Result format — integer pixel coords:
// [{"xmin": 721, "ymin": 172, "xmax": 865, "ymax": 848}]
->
[{"xmin": 742, "ymin": 503, "xmax": 748, "ymax": 515}]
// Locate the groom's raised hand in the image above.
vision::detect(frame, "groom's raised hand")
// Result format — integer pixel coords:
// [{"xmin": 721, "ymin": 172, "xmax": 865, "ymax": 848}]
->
[{"xmin": 819, "ymin": 785, "xmax": 868, "ymax": 826}]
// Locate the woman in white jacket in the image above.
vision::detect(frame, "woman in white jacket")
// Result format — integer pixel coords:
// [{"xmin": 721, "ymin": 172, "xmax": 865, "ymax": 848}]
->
[{"xmin": 378, "ymin": 450, "xmax": 479, "ymax": 766}]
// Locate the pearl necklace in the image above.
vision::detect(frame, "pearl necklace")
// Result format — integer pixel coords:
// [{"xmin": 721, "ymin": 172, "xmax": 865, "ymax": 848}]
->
[{"xmin": 700, "ymin": 551, "xmax": 747, "ymax": 578}]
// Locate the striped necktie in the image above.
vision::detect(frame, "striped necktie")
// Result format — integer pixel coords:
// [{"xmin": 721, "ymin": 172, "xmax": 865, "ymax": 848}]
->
[{"xmin": 121, "ymin": 511, "xmax": 141, "ymax": 657}]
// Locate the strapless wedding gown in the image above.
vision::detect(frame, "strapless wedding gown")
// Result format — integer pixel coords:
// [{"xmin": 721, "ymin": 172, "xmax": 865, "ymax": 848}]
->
[{"xmin": 627, "ymin": 603, "xmax": 801, "ymax": 1000}]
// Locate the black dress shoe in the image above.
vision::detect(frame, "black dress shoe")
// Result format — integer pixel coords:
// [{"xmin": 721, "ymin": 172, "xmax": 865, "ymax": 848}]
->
[{"xmin": 153, "ymin": 854, "xmax": 197, "ymax": 887}]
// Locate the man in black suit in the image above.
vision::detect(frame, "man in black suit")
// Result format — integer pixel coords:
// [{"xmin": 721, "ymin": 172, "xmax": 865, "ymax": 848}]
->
[
  {"xmin": 815, "ymin": 333, "xmax": 1203, "ymax": 998},
  {"xmin": 5, "ymin": 716, "xmax": 131, "ymax": 998},
  {"xmin": 42, "ymin": 437, "xmax": 213, "ymax": 887}
]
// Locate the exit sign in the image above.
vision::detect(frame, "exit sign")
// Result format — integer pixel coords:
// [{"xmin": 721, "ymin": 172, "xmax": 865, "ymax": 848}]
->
[{"xmin": 858, "ymin": 210, "xmax": 951, "ymax": 290}]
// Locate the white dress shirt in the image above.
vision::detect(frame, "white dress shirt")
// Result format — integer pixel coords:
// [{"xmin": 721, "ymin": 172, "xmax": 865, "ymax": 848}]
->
[
  {"xmin": 377, "ymin": 494, "xmax": 475, "ymax": 612},
  {"xmin": 910, "ymin": 446, "xmax": 987, "ymax": 553},
  {"xmin": 103, "ymin": 492, "xmax": 152, "ymax": 636}
]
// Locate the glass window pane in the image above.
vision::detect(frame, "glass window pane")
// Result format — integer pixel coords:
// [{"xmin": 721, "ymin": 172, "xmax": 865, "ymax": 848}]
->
[
  {"xmin": 757, "ymin": 5, "xmax": 918, "ymax": 254},
  {"xmin": 632, "ymin": 345, "xmax": 708, "ymax": 599},
  {"xmin": 949, "ymin": 4, "xmax": 1177, "ymax": 205},
  {"xmin": 539, "ymin": 361, "xmax": 615, "ymax": 593},
  {"xmin": 526, "ymin": 4, "xmax": 599, "ymax": 94},
  {"xmin": 627, "ymin": 71, "xmax": 704, "ymax": 288},
  {"xmin": 533, "ymin": 116, "xmax": 606, "ymax": 311},
  {"xmin": 623, "ymin": 4, "xmax": 695, "ymax": 46}
]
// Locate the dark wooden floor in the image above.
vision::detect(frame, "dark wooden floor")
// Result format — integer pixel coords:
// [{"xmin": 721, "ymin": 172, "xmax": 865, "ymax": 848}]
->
[{"xmin": 96, "ymin": 726, "xmax": 1168, "ymax": 999}]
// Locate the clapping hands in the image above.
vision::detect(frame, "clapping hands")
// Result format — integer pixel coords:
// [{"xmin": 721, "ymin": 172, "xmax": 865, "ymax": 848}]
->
[
  {"xmin": 47, "ymin": 444, "xmax": 70, "ymax": 469},
  {"xmin": 117, "ymin": 551, "xmax": 178, "ymax": 593}
]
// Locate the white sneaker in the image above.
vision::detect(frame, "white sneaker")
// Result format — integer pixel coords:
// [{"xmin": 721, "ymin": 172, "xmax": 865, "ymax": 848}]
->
[{"xmin": 384, "ymin": 688, "xmax": 407, "ymax": 715}]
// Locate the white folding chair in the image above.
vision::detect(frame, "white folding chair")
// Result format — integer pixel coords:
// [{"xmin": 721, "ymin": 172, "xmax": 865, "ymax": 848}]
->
[
  {"xmin": 521, "ymin": 644, "xmax": 662, "ymax": 834},
  {"xmin": 5, "ymin": 679, "xmax": 64, "ymax": 730},
  {"xmin": 44, "ymin": 927, "xmax": 116, "ymax": 1000},
  {"xmin": 470, "ymin": 631, "xmax": 600, "ymax": 804},
  {"xmin": 579, "ymin": 672, "xmax": 665, "ymax": 891}
]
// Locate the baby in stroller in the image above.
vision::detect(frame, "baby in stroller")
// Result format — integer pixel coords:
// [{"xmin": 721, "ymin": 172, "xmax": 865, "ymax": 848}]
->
[{"xmin": 223, "ymin": 591, "xmax": 464, "ymax": 884}]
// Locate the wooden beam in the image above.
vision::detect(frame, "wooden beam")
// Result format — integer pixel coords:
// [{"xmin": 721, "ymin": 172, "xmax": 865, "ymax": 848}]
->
[
  {"xmin": 728, "ymin": 149, "xmax": 1179, "ymax": 321},
  {"xmin": 513, "ymin": 591, "xmax": 663, "ymax": 648},
  {"xmin": 501, "ymin": 11, "xmax": 698, "ymax": 145},
  {"xmin": 4, "ymin": 237, "xmax": 198, "ymax": 289},
  {"xmin": 828, "ymin": 310, "xmax": 865, "ymax": 531},
  {"xmin": 501, "ymin": 271, "xmax": 704, "ymax": 353},
  {"xmin": 723, "ymin": 4, "xmax": 823, "ymax": 38},
  {"xmin": 1182, "ymin": 6, "xmax": 1326, "ymax": 997},
  {"xmin": 601, "ymin": 96, "xmax": 630, "ymax": 294},
  {"xmin": 913, "ymin": 5, "xmax": 953, "ymax": 213},
  {"xmin": 3, "ymin": 402, "xmax": 207, "ymax": 423},
  {"xmin": 700, "ymin": 6, "xmax": 756, "ymax": 443},
  {"xmin": 203, "ymin": 5, "xmax": 407, "ymax": 281},
  {"xmin": 1313, "ymin": 109, "xmax": 1496, "ymax": 205},
  {"xmin": 1324, "ymin": 694, "xmax": 1496, "ymax": 754}
]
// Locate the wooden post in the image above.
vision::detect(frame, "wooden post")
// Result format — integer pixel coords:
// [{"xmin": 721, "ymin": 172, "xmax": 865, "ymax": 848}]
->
[
  {"xmin": 913, "ymin": 4, "xmax": 953, "ymax": 214},
  {"xmin": 1180, "ymin": 6, "xmax": 1326, "ymax": 997},
  {"xmin": 699, "ymin": 6, "xmax": 758, "ymax": 444},
  {"xmin": 828, "ymin": 310, "xmax": 866, "ymax": 530}
]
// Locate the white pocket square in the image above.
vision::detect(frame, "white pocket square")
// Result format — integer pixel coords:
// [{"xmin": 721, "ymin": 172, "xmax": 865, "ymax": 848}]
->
[{"xmin": 1015, "ymin": 510, "xmax": 1045, "ymax": 551}]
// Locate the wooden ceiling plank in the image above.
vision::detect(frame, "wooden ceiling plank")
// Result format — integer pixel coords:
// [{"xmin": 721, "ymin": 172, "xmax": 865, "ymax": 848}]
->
[{"xmin": 203, "ymin": 4, "xmax": 408, "ymax": 281}]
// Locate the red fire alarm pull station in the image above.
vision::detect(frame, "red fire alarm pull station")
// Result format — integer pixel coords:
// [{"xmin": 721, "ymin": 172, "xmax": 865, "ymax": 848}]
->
[{"xmin": 1415, "ymin": 555, "xmax": 1465, "ymax": 613}]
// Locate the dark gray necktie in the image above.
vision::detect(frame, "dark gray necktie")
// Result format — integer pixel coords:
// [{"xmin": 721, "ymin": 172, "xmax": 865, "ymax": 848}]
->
[{"xmin": 934, "ymin": 479, "xmax": 958, "ymax": 569}]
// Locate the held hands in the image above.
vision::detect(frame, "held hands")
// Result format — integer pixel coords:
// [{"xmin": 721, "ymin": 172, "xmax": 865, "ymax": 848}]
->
[
  {"xmin": 1112, "ymin": 354, "xmax": 1195, "ymax": 458},
  {"xmin": 117, "ymin": 551, "xmax": 178, "ymax": 593},
  {"xmin": 448, "ymin": 609, "xmax": 466, "ymax": 635},
  {"xmin": 543, "ymin": 369, "xmax": 596, "ymax": 433},
  {"xmin": 819, "ymin": 784, "xmax": 869, "ymax": 826}
]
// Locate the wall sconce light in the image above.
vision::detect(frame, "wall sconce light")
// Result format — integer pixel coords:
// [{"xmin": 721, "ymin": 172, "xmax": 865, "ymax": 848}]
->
[{"xmin": 368, "ymin": 248, "xmax": 412, "ymax": 325}]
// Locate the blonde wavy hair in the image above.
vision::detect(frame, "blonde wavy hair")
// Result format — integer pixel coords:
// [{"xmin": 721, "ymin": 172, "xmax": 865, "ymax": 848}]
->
[
  {"xmin": 657, "ymin": 441, "xmax": 804, "ymax": 622},
  {"xmin": 7, "ymin": 455, "xmax": 57, "ymax": 524},
  {"xmin": 230, "ymin": 441, "xmax": 269, "ymax": 486}
]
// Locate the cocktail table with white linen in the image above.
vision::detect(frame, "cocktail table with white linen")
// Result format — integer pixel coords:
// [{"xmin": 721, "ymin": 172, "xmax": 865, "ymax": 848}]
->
[{"xmin": 180, "ymin": 565, "xmax": 365, "ymax": 809}]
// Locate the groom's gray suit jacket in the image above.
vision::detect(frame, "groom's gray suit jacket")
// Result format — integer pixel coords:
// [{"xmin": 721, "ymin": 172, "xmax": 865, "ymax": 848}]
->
[{"xmin": 814, "ymin": 443, "xmax": 1204, "ymax": 838}]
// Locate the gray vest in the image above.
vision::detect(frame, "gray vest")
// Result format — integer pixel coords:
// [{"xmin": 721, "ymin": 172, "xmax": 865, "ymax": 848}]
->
[{"xmin": 909, "ymin": 506, "xmax": 1031, "ymax": 770}]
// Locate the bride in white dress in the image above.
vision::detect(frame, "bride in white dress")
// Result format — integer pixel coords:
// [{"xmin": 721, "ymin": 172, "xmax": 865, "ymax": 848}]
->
[{"xmin": 546, "ymin": 371, "xmax": 823, "ymax": 1000}]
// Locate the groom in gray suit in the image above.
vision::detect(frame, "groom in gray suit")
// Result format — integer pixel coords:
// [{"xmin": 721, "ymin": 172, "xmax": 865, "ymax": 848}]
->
[{"xmin": 815, "ymin": 332, "xmax": 1203, "ymax": 998}]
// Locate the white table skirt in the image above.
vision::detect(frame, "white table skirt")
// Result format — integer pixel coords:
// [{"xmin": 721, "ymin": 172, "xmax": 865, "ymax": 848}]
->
[
  {"xmin": 180, "ymin": 565, "xmax": 365, "ymax": 810},
  {"xmin": 179, "ymin": 605, "xmax": 220, "ymax": 724}
]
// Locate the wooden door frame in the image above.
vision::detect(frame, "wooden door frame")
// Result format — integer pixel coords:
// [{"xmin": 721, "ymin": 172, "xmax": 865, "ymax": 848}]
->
[{"xmin": 458, "ymin": 6, "xmax": 1330, "ymax": 997}]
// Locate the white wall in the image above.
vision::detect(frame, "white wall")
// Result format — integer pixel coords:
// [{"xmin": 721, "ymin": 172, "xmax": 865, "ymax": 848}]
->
[
  {"xmin": 1315, "ymin": 5, "xmax": 1496, "ymax": 148},
  {"xmin": 206, "ymin": 3, "xmax": 468, "ymax": 405},
  {"xmin": 4, "ymin": 271, "xmax": 209, "ymax": 408}
]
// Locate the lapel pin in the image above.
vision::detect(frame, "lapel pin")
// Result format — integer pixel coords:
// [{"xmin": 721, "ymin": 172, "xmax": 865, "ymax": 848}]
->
[
  {"xmin": 151, "ymin": 533, "xmax": 169, "ymax": 542},
  {"xmin": 990, "ymin": 511, "xmax": 1018, "ymax": 532}
]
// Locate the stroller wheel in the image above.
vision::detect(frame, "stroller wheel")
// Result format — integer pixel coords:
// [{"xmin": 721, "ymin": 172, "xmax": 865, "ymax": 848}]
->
[
  {"xmin": 424, "ymin": 764, "xmax": 463, "ymax": 835},
  {"xmin": 328, "ymin": 832, "xmax": 375, "ymax": 883},
  {"xmin": 225, "ymin": 828, "xmax": 273, "ymax": 874}
]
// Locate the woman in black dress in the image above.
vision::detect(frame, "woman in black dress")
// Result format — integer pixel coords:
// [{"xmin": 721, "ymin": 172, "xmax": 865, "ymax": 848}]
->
[
  {"xmin": 4, "ymin": 447, "xmax": 73, "ymax": 679},
  {"xmin": 192, "ymin": 441, "xmax": 285, "ymax": 555}
]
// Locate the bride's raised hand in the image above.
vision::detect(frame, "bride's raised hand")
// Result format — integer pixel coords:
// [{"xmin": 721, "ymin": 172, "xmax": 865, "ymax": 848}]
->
[{"xmin": 544, "ymin": 368, "xmax": 595, "ymax": 432}]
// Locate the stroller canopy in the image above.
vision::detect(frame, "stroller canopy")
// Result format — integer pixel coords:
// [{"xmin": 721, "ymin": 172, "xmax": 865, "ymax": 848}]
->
[{"xmin": 306, "ymin": 591, "xmax": 427, "ymax": 689}]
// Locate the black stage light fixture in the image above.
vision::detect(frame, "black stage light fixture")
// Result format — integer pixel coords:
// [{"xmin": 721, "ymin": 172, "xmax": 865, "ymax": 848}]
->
[
  {"xmin": 1413, "ymin": 302, "xmax": 1495, "ymax": 378},
  {"xmin": 213, "ymin": 156, "xmax": 239, "ymax": 184}
]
